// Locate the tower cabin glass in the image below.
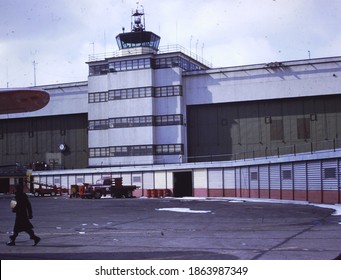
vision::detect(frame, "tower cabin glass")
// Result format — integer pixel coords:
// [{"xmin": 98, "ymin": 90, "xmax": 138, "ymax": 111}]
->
[{"xmin": 115, "ymin": 7, "xmax": 160, "ymax": 51}]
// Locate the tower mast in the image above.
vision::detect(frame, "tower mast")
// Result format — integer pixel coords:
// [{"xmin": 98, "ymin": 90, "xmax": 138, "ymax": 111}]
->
[{"xmin": 116, "ymin": 5, "xmax": 160, "ymax": 53}]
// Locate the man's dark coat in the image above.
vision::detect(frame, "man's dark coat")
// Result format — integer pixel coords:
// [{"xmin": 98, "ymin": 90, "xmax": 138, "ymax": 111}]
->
[{"xmin": 13, "ymin": 192, "xmax": 34, "ymax": 233}]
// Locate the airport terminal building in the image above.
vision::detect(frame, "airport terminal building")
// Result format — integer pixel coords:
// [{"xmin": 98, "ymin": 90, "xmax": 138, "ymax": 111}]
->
[{"xmin": 1, "ymin": 9, "xmax": 341, "ymax": 203}]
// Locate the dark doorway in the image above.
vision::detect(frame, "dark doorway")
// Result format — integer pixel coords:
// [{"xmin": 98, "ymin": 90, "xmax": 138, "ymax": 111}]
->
[
  {"xmin": 0, "ymin": 178, "xmax": 10, "ymax": 193},
  {"xmin": 173, "ymin": 171, "xmax": 193, "ymax": 197}
]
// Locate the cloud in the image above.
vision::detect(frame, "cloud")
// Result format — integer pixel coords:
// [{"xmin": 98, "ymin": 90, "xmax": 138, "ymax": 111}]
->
[
  {"xmin": 0, "ymin": 0, "xmax": 340, "ymax": 87},
  {"xmin": 0, "ymin": 0, "xmax": 77, "ymax": 40}
]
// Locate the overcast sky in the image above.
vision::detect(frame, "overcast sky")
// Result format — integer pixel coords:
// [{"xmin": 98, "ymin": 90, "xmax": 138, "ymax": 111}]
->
[{"xmin": 1, "ymin": 0, "xmax": 341, "ymax": 88}]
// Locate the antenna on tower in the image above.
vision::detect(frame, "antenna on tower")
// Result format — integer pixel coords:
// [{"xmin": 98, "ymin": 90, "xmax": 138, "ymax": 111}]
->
[
  {"xmin": 115, "ymin": 4, "xmax": 160, "ymax": 52},
  {"xmin": 131, "ymin": 2, "xmax": 145, "ymax": 32},
  {"xmin": 32, "ymin": 60, "xmax": 38, "ymax": 86},
  {"xmin": 30, "ymin": 50, "xmax": 38, "ymax": 86},
  {"xmin": 6, "ymin": 60, "xmax": 9, "ymax": 88},
  {"xmin": 90, "ymin": 42, "xmax": 95, "ymax": 55}
]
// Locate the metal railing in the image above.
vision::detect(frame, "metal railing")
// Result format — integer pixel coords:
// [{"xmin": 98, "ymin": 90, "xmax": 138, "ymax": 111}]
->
[
  {"xmin": 158, "ymin": 44, "xmax": 212, "ymax": 67},
  {"xmin": 83, "ymin": 138, "xmax": 341, "ymax": 169},
  {"xmin": 88, "ymin": 44, "xmax": 212, "ymax": 68},
  {"xmin": 185, "ymin": 138, "xmax": 341, "ymax": 163},
  {"xmin": 24, "ymin": 138, "xmax": 341, "ymax": 172}
]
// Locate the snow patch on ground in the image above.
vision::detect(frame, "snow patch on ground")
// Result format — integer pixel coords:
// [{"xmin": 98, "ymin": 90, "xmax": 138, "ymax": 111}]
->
[
  {"xmin": 168, "ymin": 197, "xmax": 341, "ymax": 216},
  {"xmin": 227, "ymin": 198, "xmax": 341, "ymax": 216},
  {"xmin": 312, "ymin": 203, "xmax": 341, "ymax": 216},
  {"xmin": 156, "ymin": 207, "xmax": 211, "ymax": 214}
]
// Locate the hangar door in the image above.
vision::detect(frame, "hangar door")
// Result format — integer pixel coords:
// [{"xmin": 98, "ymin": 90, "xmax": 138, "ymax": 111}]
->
[{"xmin": 173, "ymin": 171, "xmax": 193, "ymax": 197}]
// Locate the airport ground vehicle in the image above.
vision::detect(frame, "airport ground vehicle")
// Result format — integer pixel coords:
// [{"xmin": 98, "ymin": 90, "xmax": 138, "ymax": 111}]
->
[
  {"xmin": 79, "ymin": 177, "xmax": 138, "ymax": 199},
  {"xmin": 33, "ymin": 182, "xmax": 63, "ymax": 197}
]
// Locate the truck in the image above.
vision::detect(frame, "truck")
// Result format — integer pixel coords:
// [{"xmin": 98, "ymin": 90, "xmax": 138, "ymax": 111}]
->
[
  {"xmin": 33, "ymin": 182, "xmax": 63, "ymax": 197},
  {"xmin": 81, "ymin": 177, "xmax": 138, "ymax": 199}
]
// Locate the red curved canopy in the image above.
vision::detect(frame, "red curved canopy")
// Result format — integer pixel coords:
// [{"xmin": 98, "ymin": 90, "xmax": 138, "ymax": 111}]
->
[{"xmin": 0, "ymin": 88, "xmax": 50, "ymax": 114}]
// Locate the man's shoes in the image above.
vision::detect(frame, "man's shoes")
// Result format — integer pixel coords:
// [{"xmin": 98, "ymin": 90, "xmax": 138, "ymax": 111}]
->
[
  {"xmin": 6, "ymin": 241, "xmax": 15, "ymax": 246},
  {"xmin": 33, "ymin": 237, "xmax": 41, "ymax": 246},
  {"xmin": 6, "ymin": 237, "xmax": 40, "ymax": 246}
]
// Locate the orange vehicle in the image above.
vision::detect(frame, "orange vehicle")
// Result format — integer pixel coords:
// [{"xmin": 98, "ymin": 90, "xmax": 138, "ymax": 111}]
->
[{"xmin": 69, "ymin": 184, "xmax": 88, "ymax": 198}]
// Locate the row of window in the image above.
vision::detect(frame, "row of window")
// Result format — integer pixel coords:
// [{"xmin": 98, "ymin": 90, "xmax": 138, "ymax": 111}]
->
[
  {"xmin": 88, "ymin": 114, "xmax": 183, "ymax": 130},
  {"xmin": 109, "ymin": 58, "xmax": 151, "ymax": 72},
  {"xmin": 89, "ymin": 58, "xmax": 151, "ymax": 76},
  {"xmin": 88, "ymin": 85, "xmax": 182, "ymax": 103},
  {"xmin": 89, "ymin": 56, "xmax": 205, "ymax": 75},
  {"xmin": 89, "ymin": 144, "xmax": 184, "ymax": 158},
  {"xmin": 250, "ymin": 167, "xmax": 337, "ymax": 181},
  {"xmin": 153, "ymin": 56, "xmax": 203, "ymax": 71}
]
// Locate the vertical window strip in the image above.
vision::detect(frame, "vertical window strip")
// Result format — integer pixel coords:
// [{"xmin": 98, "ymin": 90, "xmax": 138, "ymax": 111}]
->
[
  {"xmin": 88, "ymin": 92, "xmax": 108, "ymax": 103},
  {"xmin": 154, "ymin": 85, "xmax": 182, "ymax": 97}
]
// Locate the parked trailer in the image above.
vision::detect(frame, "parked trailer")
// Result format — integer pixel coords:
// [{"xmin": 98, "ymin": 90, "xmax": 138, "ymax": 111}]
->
[{"xmin": 81, "ymin": 177, "xmax": 138, "ymax": 199}]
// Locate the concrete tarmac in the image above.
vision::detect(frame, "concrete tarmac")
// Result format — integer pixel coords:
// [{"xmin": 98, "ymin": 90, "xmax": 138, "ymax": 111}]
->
[{"xmin": 1, "ymin": 195, "xmax": 340, "ymax": 260}]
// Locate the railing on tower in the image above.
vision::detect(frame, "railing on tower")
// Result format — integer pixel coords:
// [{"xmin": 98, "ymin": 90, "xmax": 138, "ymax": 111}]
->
[{"xmin": 88, "ymin": 44, "xmax": 212, "ymax": 68}]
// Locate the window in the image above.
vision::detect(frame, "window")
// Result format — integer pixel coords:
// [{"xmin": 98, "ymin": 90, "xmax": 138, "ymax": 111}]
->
[
  {"xmin": 155, "ymin": 144, "xmax": 183, "ymax": 155},
  {"xmin": 154, "ymin": 85, "xmax": 182, "ymax": 97},
  {"xmin": 108, "ymin": 115, "xmax": 153, "ymax": 128},
  {"xmin": 133, "ymin": 176, "xmax": 141, "ymax": 183},
  {"xmin": 89, "ymin": 144, "xmax": 184, "ymax": 158},
  {"xmin": 109, "ymin": 146, "xmax": 128, "ymax": 157},
  {"xmin": 89, "ymin": 56, "xmax": 206, "ymax": 75},
  {"xmin": 89, "ymin": 147, "xmax": 109, "ymax": 157},
  {"xmin": 282, "ymin": 170, "xmax": 292, "ymax": 180},
  {"xmin": 90, "ymin": 114, "xmax": 183, "ymax": 130},
  {"xmin": 250, "ymin": 172, "xmax": 258, "ymax": 181},
  {"xmin": 324, "ymin": 167, "xmax": 336, "ymax": 179},
  {"xmin": 76, "ymin": 177, "xmax": 83, "ymax": 183},
  {"xmin": 155, "ymin": 114, "xmax": 183, "ymax": 126},
  {"xmin": 153, "ymin": 56, "xmax": 204, "ymax": 71},
  {"xmin": 88, "ymin": 92, "xmax": 107, "ymax": 103},
  {"xmin": 106, "ymin": 58, "xmax": 151, "ymax": 73},
  {"xmin": 109, "ymin": 87, "xmax": 153, "ymax": 100},
  {"xmin": 88, "ymin": 119, "xmax": 109, "ymax": 130},
  {"xmin": 89, "ymin": 64, "xmax": 109, "ymax": 76},
  {"xmin": 106, "ymin": 86, "xmax": 182, "ymax": 100}
]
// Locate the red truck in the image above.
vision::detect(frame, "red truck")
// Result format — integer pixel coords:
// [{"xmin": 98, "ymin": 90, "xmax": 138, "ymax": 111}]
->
[
  {"xmin": 33, "ymin": 182, "xmax": 62, "ymax": 197},
  {"xmin": 81, "ymin": 177, "xmax": 138, "ymax": 199}
]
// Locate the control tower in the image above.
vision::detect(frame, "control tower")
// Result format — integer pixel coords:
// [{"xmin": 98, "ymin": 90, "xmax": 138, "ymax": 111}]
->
[
  {"xmin": 87, "ymin": 5, "xmax": 210, "ymax": 167},
  {"xmin": 116, "ymin": 6, "xmax": 160, "ymax": 54}
]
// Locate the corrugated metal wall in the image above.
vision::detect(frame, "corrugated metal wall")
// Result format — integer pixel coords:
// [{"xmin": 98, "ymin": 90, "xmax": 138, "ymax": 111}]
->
[
  {"xmin": 187, "ymin": 95, "xmax": 341, "ymax": 162},
  {"xmin": 0, "ymin": 114, "xmax": 88, "ymax": 169},
  {"xmin": 34, "ymin": 158, "xmax": 341, "ymax": 204},
  {"xmin": 307, "ymin": 161, "xmax": 321, "ymax": 191},
  {"xmin": 198, "ymin": 158, "xmax": 340, "ymax": 203}
]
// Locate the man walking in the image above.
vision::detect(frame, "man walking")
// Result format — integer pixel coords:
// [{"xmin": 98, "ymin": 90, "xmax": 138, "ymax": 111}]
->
[{"xmin": 7, "ymin": 184, "xmax": 41, "ymax": 246}]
